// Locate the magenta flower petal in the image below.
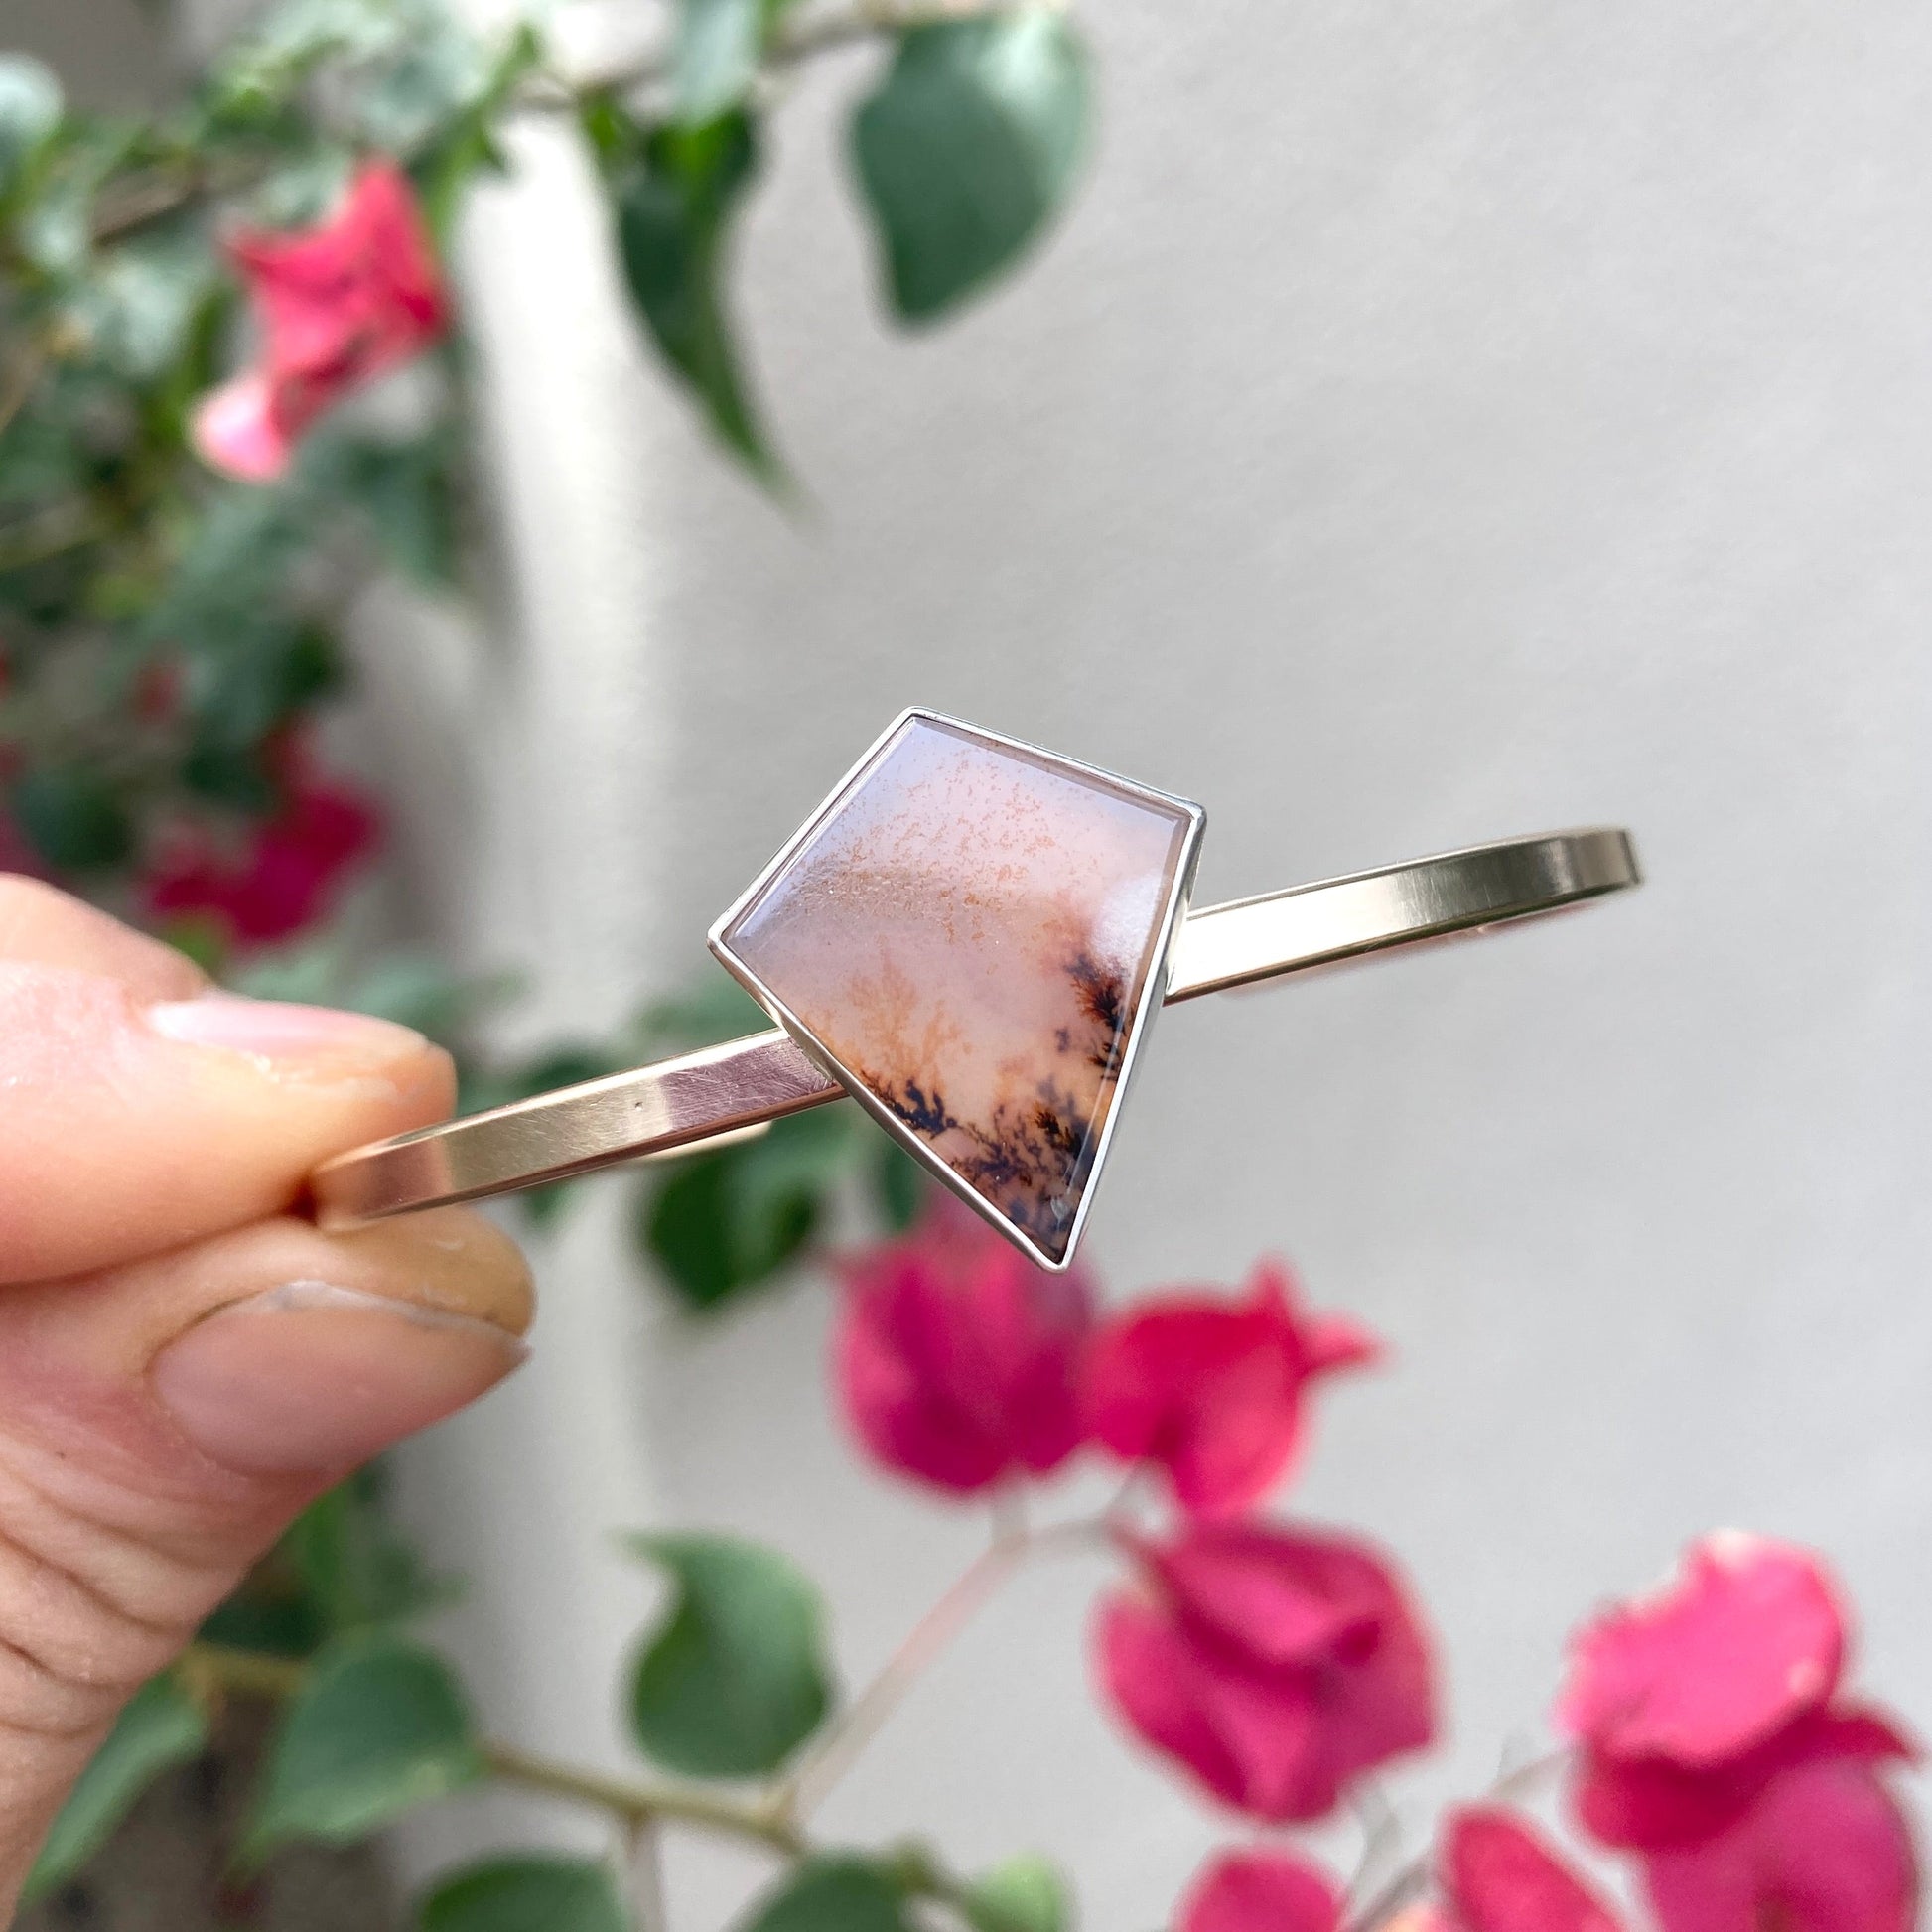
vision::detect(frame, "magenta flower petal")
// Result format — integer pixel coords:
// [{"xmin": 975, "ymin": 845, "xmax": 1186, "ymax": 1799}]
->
[
  {"xmin": 140, "ymin": 736, "xmax": 380, "ymax": 946},
  {"xmin": 190, "ymin": 373, "xmax": 292, "ymax": 482},
  {"xmin": 192, "ymin": 161, "xmax": 450, "ymax": 480},
  {"xmin": 1177, "ymin": 1848, "xmax": 1343, "ymax": 1932},
  {"xmin": 1442, "ymin": 1808, "xmax": 1625, "ymax": 1932},
  {"xmin": 1094, "ymin": 1521, "xmax": 1435, "ymax": 1824},
  {"xmin": 1643, "ymin": 1752, "xmax": 1917, "ymax": 1932},
  {"xmin": 1083, "ymin": 1259, "xmax": 1379, "ymax": 1517},
  {"xmin": 1556, "ymin": 1533, "xmax": 1845, "ymax": 1768},
  {"xmin": 834, "ymin": 1195, "xmax": 1095, "ymax": 1495}
]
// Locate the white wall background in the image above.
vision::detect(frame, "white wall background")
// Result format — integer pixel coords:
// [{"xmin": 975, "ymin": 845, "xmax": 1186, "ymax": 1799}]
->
[{"xmin": 378, "ymin": 3, "xmax": 1932, "ymax": 1924}]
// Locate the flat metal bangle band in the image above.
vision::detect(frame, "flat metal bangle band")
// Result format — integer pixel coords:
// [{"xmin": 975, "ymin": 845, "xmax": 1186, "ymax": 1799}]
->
[{"xmin": 311, "ymin": 828, "xmax": 1637, "ymax": 1228}]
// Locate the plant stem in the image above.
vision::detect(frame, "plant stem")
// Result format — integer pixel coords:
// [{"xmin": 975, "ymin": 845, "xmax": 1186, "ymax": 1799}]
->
[
  {"xmin": 482, "ymin": 1738, "xmax": 805, "ymax": 1856},
  {"xmin": 183, "ymin": 1644, "xmax": 806, "ymax": 1859},
  {"xmin": 780, "ymin": 1512, "xmax": 1110, "ymax": 1822},
  {"xmin": 0, "ymin": 500, "xmax": 104, "ymax": 575},
  {"xmin": 625, "ymin": 1815, "xmax": 669, "ymax": 1932},
  {"xmin": 1341, "ymin": 1746, "xmax": 1571, "ymax": 1931},
  {"xmin": 0, "ymin": 344, "xmax": 48, "ymax": 445},
  {"xmin": 76, "ymin": 0, "xmax": 1043, "ymax": 241},
  {"xmin": 186, "ymin": 1642, "xmax": 307, "ymax": 1700},
  {"xmin": 518, "ymin": 0, "xmax": 1028, "ymax": 108}
]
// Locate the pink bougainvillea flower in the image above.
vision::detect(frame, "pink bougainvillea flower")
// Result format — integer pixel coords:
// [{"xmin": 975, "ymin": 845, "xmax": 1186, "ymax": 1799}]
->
[
  {"xmin": 1436, "ymin": 1808, "xmax": 1624, "ymax": 1932},
  {"xmin": 1176, "ymin": 1847, "xmax": 1343, "ymax": 1932},
  {"xmin": 142, "ymin": 741, "xmax": 379, "ymax": 946},
  {"xmin": 1094, "ymin": 1519, "xmax": 1435, "ymax": 1823},
  {"xmin": 1642, "ymin": 1750, "xmax": 1917, "ymax": 1932},
  {"xmin": 1557, "ymin": 1533, "xmax": 1845, "ymax": 1770},
  {"xmin": 193, "ymin": 160, "xmax": 450, "ymax": 481},
  {"xmin": 1573, "ymin": 1698, "xmax": 1914, "ymax": 1853},
  {"xmin": 1558, "ymin": 1533, "xmax": 1919, "ymax": 1932},
  {"xmin": 834, "ymin": 1191, "xmax": 1096, "ymax": 1495},
  {"xmin": 1557, "ymin": 1532, "xmax": 1914, "ymax": 1848},
  {"xmin": 1083, "ymin": 1258, "xmax": 1379, "ymax": 1517}
]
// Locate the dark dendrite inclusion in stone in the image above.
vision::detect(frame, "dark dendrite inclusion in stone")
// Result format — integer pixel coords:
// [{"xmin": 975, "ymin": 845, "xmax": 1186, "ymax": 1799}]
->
[{"xmin": 714, "ymin": 714, "xmax": 1201, "ymax": 1266}]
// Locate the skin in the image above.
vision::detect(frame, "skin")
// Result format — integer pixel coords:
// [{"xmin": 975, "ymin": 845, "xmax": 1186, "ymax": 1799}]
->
[{"xmin": 0, "ymin": 877, "xmax": 533, "ymax": 1912}]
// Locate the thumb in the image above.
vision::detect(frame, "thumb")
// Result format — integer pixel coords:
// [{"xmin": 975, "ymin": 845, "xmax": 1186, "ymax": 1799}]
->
[{"xmin": 0, "ymin": 1206, "xmax": 531, "ymax": 1905}]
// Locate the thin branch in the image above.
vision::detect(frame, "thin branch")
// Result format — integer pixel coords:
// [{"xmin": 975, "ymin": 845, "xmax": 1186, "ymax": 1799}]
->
[
  {"xmin": 481, "ymin": 1738, "xmax": 805, "ymax": 1856},
  {"xmin": 0, "ymin": 499, "xmax": 105, "ymax": 575},
  {"xmin": 188, "ymin": 1643, "xmax": 306, "ymax": 1699},
  {"xmin": 185, "ymin": 1643, "xmax": 806, "ymax": 1860},
  {"xmin": 0, "ymin": 344, "xmax": 49, "ymax": 445},
  {"xmin": 780, "ymin": 1514, "xmax": 1109, "ymax": 1822},
  {"xmin": 1346, "ymin": 1779, "xmax": 1403, "ymax": 1909},
  {"xmin": 493, "ymin": 0, "xmax": 1031, "ymax": 111},
  {"xmin": 625, "ymin": 1815, "xmax": 670, "ymax": 1932},
  {"xmin": 1341, "ymin": 1747, "xmax": 1572, "ymax": 1932},
  {"xmin": 90, "ymin": 168, "xmax": 208, "ymax": 244},
  {"xmin": 769, "ymin": 0, "xmax": 1038, "ymax": 68},
  {"xmin": 76, "ymin": 0, "xmax": 1045, "ymax": 241}
]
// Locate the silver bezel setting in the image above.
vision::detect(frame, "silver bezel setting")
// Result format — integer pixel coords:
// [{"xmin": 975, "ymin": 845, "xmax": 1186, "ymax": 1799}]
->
[{"xmin": 707, "ymin": 707, "xmax": 1206, "ymax": 1271}]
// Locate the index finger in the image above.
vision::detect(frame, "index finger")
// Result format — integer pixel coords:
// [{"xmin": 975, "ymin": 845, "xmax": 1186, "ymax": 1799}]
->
[{"xmin": 0, "ymin": 881, "xmax": 453, "ymax": 1282}]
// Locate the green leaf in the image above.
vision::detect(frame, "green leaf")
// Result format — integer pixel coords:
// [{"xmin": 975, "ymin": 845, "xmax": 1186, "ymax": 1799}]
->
[
  {"xmin": 630, "ymin": 970, "xmax": 774, "ymax": 1057},
  {"xmin": 283, "ymin": 1473, "xmax": 456, "ymax": 1635},
  {"xmin": 607, "ymin": 109, "xmax": 780, "ymax": 478},
  {"xmin": 850, "ymin": 12, "xmax": 1092, "ymax": 321},
  {"xmin": 195, "ymin": 1587, "xmax": 327, "ymax": 1660},
  {"xmin": 232, "ymin": 945, "xmax": 515, "ymax": 1054},
  {"xmin": 76, "ymin": 236, "xmax": 217, "ymax": 381},
  {"xmin": 329, "ymin": 434, "xmax": 461, "ymax": 589},
  {"xmin": 10, "ymin": 766, "xmax": 134, "ymax": 871},
  {"xmin": 642, "ymin": 1105, "xmax": 858, "ymax": 1309},
  {"xmin": 623, "ymin": 1532, "xmax": 833, "ymax": 1779},
  {"xmin": 412, "ymin": 21, "xmax": 543, "ymax": 242},
  {"xmin": 14, "ymin": 121, "xmax": 136, "ymax": 276},
  {"xmin": 460, "ymin": 1041, "xmax": 618, "ymax": 1116},
  {"xmin": 0, "ymin": 56, "xmax": 64, "ymax": 183},
  {"xmin": 418, "ymin": 1855, "xmax": 628, "ymax": 1932},
  {"xmin": 516, "ymin": 1178, "xmax": 578, "ymax": 1231},
  {"xmin": 873, "ymin": 1136, "xmax": 926, "ymax": 1232},
  {"xmin": 736, "ymin": 1858, "xmax": 913, "ymax": 1932},
  {"xmin": 963, "ymin": 1854, "xmax": 1070, "ymax": 1932},
  {"xmin": 351, "ymin": 12, "xmax": 491, "ymax": 155},
  {"xmin": 22, "ymin": 1675, "xmax": 208, "ymax": 1904},
  {"xmin": 186, "ymin": 621, "xmax": 343, "ymax": 759},
  {"xmin": 240, "ymin": 1632, "xmax": 483, "ymax": 1866},
  {"xmin": 344, "ymin": 954, "xmax": 514, "ymax": 1046}
]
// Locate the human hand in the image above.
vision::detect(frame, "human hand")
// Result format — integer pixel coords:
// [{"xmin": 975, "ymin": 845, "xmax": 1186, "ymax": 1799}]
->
[{"xmin": 0, "ymin": 878, "xmax": 530, "ymax": 1912}]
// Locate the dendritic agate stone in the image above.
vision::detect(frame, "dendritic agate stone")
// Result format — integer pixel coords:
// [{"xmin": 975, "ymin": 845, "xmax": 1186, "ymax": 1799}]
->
[{"xmin": 716, "ymin": 715, "xmax": 1199, "ymax": 1264}]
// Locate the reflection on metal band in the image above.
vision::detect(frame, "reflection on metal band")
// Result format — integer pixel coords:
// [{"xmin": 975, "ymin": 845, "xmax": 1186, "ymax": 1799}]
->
[
  {"xmin": 1164, "ymin": 827, "xmax": 1639, "ymax": 1001},
  {"xmin": 310, "ymin": 827, "xmax": 1639, "ymax": 1230}
]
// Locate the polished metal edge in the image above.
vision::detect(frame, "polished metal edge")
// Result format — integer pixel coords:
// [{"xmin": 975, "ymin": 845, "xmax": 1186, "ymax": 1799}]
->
[
  {"xmin": 312, "ymin": 1030, "xmax": 839, "ymax": 1225},
  {"xmin": 1165, "ymin": 827, "xmax": 1639, "ymax": 1001},
  {"xmin": 311, "ymin": 824, "xmax": 1639, "ymax": 1233}
]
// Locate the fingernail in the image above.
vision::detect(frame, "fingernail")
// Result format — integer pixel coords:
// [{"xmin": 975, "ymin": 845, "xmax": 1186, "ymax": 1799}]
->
[
  {"xmin": 147, "ymin": 993, "xmax": 430, "ymax": 1077},
  {"xmin": 151, "ymin": 1282, "xmax": 527, "ymax": 1475}
]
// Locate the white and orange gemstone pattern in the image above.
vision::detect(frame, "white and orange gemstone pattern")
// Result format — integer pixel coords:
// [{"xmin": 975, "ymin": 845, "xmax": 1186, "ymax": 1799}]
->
[{"xmin": 717, "ymin": 715, "xmax": 1198, "ymax": 1262}]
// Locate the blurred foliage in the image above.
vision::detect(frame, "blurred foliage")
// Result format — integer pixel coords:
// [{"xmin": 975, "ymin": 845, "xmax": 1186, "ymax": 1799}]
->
[
  {"xmin": 738, "ymin": 1859, "xmax": 916, "ymax": 1932},
  {"xmin": 417, "ymin": 1858, "xmax": 629, "ymax": 1932},
  {"xmin": 624, "ymin": 1532, "xmax": 835, "ymax": 1778},
  {"xmin": 0, "ymin": 0, "xmax": 1018, "ymax": 1306},
  {"xmin": 960, "ymin": 1854, "xmax": 1069, "ymax": 1932},
  {"xmin": 5, "ymin": 0, "xmax": 1087, "ymax": 1914},
  {"xmin": 238, "ymin": 1634, "xmax": 483, "ymax": 1868},
  {"xmin": 20, "ymin": 1678, "xmax": 209, "ymax": 1906},
  {"xmin": 244, "ymin": 940, "xmax": 928, "ymax": 1307}
]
